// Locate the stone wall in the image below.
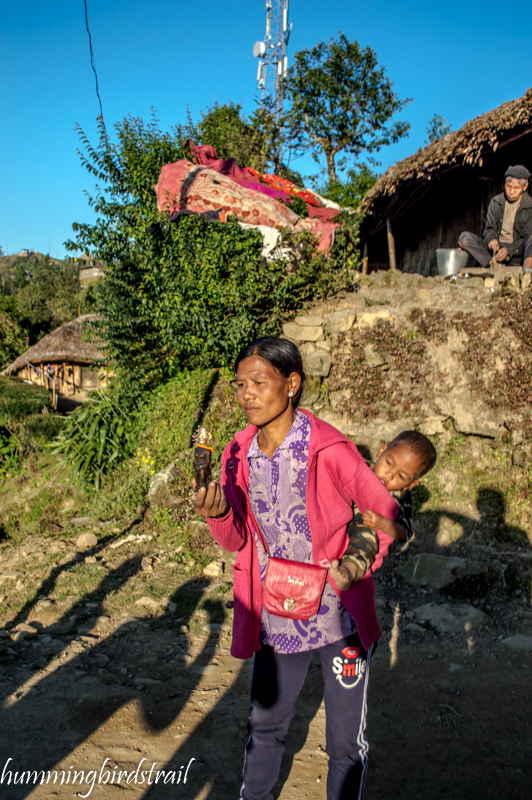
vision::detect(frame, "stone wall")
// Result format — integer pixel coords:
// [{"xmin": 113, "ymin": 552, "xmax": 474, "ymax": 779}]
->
[{"xmin": 281, "ymin": 268, "xmax": 532, "ymax": 460}]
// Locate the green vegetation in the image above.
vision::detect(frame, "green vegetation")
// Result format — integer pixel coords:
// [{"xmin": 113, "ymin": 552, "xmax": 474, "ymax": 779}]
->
[
  {"xmin": 0, "ymin": 377, "xmax": 62, "ymax": 477},
  {"xmin": 197, "ymin": 100, "xmax": 284, "ymax": 175},
  {"xmin": 0, "ymin": 253, "xmax": 98, "ymax": 369},
  {"xmin": 68, "ymin": 117, "xmax": 355, "ymax": 393},
  {"xmin": 412, "ymin": 433, "xmax": 531, "ymax": 547},
  {"xmin": 425, "ymin": 113, "xmax": 452, "ymax": 144},
  {"xmin": 321, "ymin": 163, "xmax": 378, "ymax": 210},
  {"xmin": 282, "ymin": 33, "xmax": 410, "ymax": 184},
  {"xmin": 0, "ymin": 38, "xmax": 434, "ymax": 546},
  {"xmin": 51, "ymin": 391, "xmax": 138, "ymax": 491},
  {"xmin": 92, "ymin": 369, "xmax": 246, "ymax": 521}
]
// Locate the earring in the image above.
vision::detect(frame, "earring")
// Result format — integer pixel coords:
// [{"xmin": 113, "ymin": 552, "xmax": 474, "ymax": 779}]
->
[{"xmin": 288, "ymin": 391, "xmax": 293, "ymax": 397}]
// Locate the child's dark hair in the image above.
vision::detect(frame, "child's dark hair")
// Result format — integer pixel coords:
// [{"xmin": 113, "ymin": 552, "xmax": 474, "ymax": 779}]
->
[
  {"xmin": 235, "ymin": 337, "xmax": 306, "ymax": 409},
  {"xmin": 386, "ymin": 430, "xmax": 437, "ymax": 477}
]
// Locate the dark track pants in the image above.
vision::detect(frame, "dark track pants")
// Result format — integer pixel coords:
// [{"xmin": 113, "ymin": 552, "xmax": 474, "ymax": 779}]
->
[
  {"xmin": 240, "ymin": 633, "xmax": 374, "ymax": 800},
  {"xmin": 458, "ymin": 231, "xmax": 532, "ymax": 267}
]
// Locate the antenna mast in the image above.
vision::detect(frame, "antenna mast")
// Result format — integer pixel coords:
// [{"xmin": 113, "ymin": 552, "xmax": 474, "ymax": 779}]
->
[{"xmin": 253, "ymin": 0, "xmax": 292, "ymax": 120}]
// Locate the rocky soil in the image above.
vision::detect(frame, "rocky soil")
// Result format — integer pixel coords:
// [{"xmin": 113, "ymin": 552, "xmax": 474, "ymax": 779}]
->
[
  {"xmin": 283, "ymin": 267, "xmax": 532, "ymax": 457},
  {"xmin": 1, "ymin": 270, "xmax": 532, "ymax": 799},
  {"xmin": 0, "ymin": 510, "xmax": 530, "ymax": 800}
]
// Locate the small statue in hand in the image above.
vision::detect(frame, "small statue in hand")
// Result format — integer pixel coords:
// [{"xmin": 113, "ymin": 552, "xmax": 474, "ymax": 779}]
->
[{"xmin": 193, "ymin": 427, "xmax": 213, "ymax": 492}]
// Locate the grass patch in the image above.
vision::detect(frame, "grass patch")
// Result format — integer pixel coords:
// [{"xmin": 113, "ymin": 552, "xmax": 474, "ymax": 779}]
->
[
  {"xmin": 411, "ymin": 434, "xmax": 531, "ymax": 546},
  {"xmin": 90, "ymin": 368, "xmax": 246, "ymax": 525}
]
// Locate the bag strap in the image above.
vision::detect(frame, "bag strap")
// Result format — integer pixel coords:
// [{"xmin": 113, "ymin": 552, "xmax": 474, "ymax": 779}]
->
[
  {"xmin": 253, "ymin": 522, "xmax": 271, "ymax": 557},
  {"xmin": 228, "ymin": 454, "xmax": 345, "ymax": 563},
  {"xmin": 253, "ymin": 520, "xmax": 347, "ymax": 565}
]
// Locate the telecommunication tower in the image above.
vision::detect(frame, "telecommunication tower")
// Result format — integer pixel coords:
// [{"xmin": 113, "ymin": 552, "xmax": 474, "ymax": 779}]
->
[{"xmin": 253, "ymin": 0, "xmax": 292, "ymax": 119}]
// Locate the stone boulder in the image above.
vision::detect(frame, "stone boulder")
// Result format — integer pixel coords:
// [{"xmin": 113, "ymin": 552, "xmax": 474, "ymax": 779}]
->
[
  {"xmin": 283, "ymin": 322, "xmax": 324, "ymax": 342},
  {"xmin": 185, "ymin": 520, "xmax": 209, "ymax": 541},
  {"xmin": 303, "ymin": 349, "xmax": 332, "ymax": 377},
  {"xmin": 500, "ymin": 634, "xmax": 532, "ymax": 651},
  {"xmin": 148, "ymin": 463, "xmax": 181, "ymax": 509},
  {"xmin": 399, "ymin": 553, "xmax": 487, "ymax": 590},
  {"xmin": 413, "ymin": 602, "xmax": 488, "ymax": 634},
  {"xmin": 324, "ymin": 310, "xmax": 356, "ymax": 334},
  {"xmin": 203, "ymin": 560, "xmax": 225, "ymax": 578},
  {"xmin": 76, "ymin": 532, "xmax": 98, "ymax": 550}
]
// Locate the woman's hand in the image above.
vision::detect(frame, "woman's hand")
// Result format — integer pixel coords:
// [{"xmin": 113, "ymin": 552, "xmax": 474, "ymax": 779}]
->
[{"xmin": 194, "ymin": 480, "xmax": 229, "ymax": 519}]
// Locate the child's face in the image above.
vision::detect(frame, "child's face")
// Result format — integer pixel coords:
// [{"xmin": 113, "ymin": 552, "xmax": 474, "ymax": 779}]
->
[{"xmin": 373, "ymin": 443, "xmax": 422, "ymax": 492}]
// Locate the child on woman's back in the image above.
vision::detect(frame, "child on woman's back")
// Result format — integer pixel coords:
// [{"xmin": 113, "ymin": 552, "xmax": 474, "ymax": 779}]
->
[{"xmin": 330, "ymin": 431, "xmax": 437, "ymax": 591}]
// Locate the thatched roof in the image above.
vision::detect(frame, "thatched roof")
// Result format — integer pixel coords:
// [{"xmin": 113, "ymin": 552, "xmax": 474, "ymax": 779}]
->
[
  {"xmin": 361, "ymin": 89, "xmax": 532, "ymax": 219},
  {"xmin": 1, "ymin": 315, "xmax": 106, "ymax": 376}
]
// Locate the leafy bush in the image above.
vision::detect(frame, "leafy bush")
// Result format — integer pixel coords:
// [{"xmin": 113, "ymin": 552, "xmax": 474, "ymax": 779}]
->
[
  {"xmin": 24, "ymin": 414, "xmax": 64, "ymax": 444},
  {"xmin": 284, "ymin": 195, "xmax": 309, "ymax": 217},
  {"xmin": 0, "ymin": 376, "xmax": 51, "ymax": 420},
  {"xmin": 0, "ymin": 378, "xmax": 60, "ymax": 476},
  {"xmin": 320, "ymin": 163, "xmax": 378, "ymax": 209},
  {"xmin": 90, "ymin": 369, "xmax": 246, "ymax": 521},
  {"xmin": 1, "ymin": 254, "xmax": 97, "ymax": 350},
  {"xmin": 67, "ymin": 115, "xmax": 357, "ymax": 392},
  {"xmin": 51, "ymin": 391, "xmax": 138, "ymax": 491},
  {"xmin": 198, "ymin": 101, "xmax": 269, "ymax": 172},
  {"xmin": 0, "ymin": 298, "xmax": 28, "ymax": 368}
]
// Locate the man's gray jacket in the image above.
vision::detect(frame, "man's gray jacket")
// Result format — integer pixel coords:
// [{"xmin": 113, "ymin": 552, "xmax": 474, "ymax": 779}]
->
[{"xmin": 483, "ymin": 191, "xmax": 532, "ymax": 258}]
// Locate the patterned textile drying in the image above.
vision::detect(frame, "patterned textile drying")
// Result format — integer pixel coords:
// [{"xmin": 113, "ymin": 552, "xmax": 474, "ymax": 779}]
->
[
  {"xmin": 155, "ymin": 160, "xmax": 300, "ymax": 230},
  {"xmin": 188, "ymin": 143, "xmax": 289, "ymax": 202},
  {"xmin": 307, "ymin": 205, "xmax": 341, "ymax": 223},
  {"xmin": 246, "ymin": 167, "xmax": 321, "ymax": 207},
  {"xmin": 299, "ymin": 216, "xmax": 338, "ymax": 251},
  {"xmin": 154, "ymin": 160, "xmax": 338, "ymax": 250}
]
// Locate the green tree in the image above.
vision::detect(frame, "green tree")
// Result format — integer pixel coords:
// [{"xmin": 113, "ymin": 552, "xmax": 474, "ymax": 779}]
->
[
  {"xmin": 198, "ymin": 101, "xmax": 268, "ymax": 172},
  {"xmin": 0, "ymin": 298, "xmax": 28, "ymax": 368},
  {"xmin": 425, "ymin": 113, "xmax": 452, "ymax": 144},
  {"xmin": 0, "ymin": 253, "xmax": 93, "ymax": 350},
  {"xmin": 198, "ymin": 100, "xmax": 301, "ymax": 181},
  {"xmin": 67, "ymin": 115, "xmax": 345, "ymax": 393},
  {"xmin": 15, "ymin": 258, "xmax": 84, "ymax": 341},
  {"xmin": 282, "ymin": 33, "xmax": 410, "ymax": 183},
  {"xmin": 322, "ymin": 163, "xmax": 378, "ymax": 209}
]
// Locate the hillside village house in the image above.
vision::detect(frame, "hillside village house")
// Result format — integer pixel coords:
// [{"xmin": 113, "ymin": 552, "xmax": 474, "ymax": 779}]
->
[
  {"xmin": 1, "ymin": 315, "xmax": 108, "ymax": 405},
  {"xmin": 76, "ymin": 253, "xmax": 108, "ymax": 286},
  {"xmin": 359, "ymin": 89, "xmax": 532, "ymax": 275}
]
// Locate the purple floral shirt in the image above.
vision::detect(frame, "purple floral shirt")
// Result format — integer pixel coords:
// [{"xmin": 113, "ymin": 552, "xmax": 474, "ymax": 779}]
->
[{"xmin": 247, "ymin": 411, "xmax": 356, "ymax": 654}]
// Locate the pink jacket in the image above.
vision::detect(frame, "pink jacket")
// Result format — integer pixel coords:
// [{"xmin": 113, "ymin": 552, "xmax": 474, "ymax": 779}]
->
[{"xmin": 208, "ymin": 409, "xmax": 398, "ymax": 659}]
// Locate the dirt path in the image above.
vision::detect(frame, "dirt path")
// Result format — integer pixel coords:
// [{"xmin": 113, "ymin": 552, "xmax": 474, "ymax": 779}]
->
[{"xmin": 0, "ymin": 531, "xmax": 531, "ymax": 800}]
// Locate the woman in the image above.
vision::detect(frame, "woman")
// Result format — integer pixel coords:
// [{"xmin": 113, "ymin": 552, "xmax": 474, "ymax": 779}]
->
[{"xmin": 194, "ymin": 337, "xmax": 398, "ymax": 800}]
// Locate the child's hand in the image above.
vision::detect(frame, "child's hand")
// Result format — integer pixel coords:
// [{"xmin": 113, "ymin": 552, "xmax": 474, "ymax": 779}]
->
[
  {"xmin": 329, "ymin": 559, "xmax": 356, "ymax": 592},
  {"xmin": 362, "ymin": 509, "xmax": 381, "ymax": 530}
]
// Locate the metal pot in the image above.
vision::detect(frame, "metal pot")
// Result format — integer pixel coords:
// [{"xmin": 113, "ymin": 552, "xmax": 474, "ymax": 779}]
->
[{"xmin": 435, "ymin": 248, "xmax": 470, "ymax": 276}]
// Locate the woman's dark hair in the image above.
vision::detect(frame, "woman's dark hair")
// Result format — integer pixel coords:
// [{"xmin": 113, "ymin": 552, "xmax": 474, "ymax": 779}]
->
[{"xmin": 235, "ymin": 337, "xmax": 306, "ymax": 409}]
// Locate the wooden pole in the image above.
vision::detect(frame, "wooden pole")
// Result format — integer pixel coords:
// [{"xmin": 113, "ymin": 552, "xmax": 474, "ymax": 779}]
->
[
  {"xmin": 386, "ymin": 214, "xmax": 398, "ymax": 271},
  {"xmin": 362, "ymin": 241, "xmax": 369, "ymax": 275}
]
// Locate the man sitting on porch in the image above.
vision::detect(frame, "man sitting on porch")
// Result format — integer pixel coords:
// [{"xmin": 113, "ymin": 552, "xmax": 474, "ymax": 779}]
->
[{"xmin": 458, "ymin": 165, "xmax": 532, "ymax": 269}]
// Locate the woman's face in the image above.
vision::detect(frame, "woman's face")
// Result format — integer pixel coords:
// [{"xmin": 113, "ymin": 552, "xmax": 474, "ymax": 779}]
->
[{"xmin": 235, "ymin": 355, "xmax": 298, "ymax": 427}]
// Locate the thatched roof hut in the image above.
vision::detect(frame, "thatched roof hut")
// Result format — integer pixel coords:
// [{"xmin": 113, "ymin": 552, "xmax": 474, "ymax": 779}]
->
[
  {"xmin": 1, "ymin": 315, "xmax": 108, "ymax": 402},
  {"xmin": 360, "ymin": 89, "xmax": 532, "ymax": 275}
]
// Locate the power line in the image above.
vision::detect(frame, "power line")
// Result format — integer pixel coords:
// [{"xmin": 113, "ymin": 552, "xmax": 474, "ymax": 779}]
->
[{"xmin": 83, "ymin": 0, "xmax": 105, "ymax": 124}]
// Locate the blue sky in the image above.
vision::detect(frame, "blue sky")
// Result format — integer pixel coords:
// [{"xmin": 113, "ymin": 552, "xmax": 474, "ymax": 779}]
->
[{"xmin": 2, "ymin": 0, "xmax": 531, "ymax": 258}]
